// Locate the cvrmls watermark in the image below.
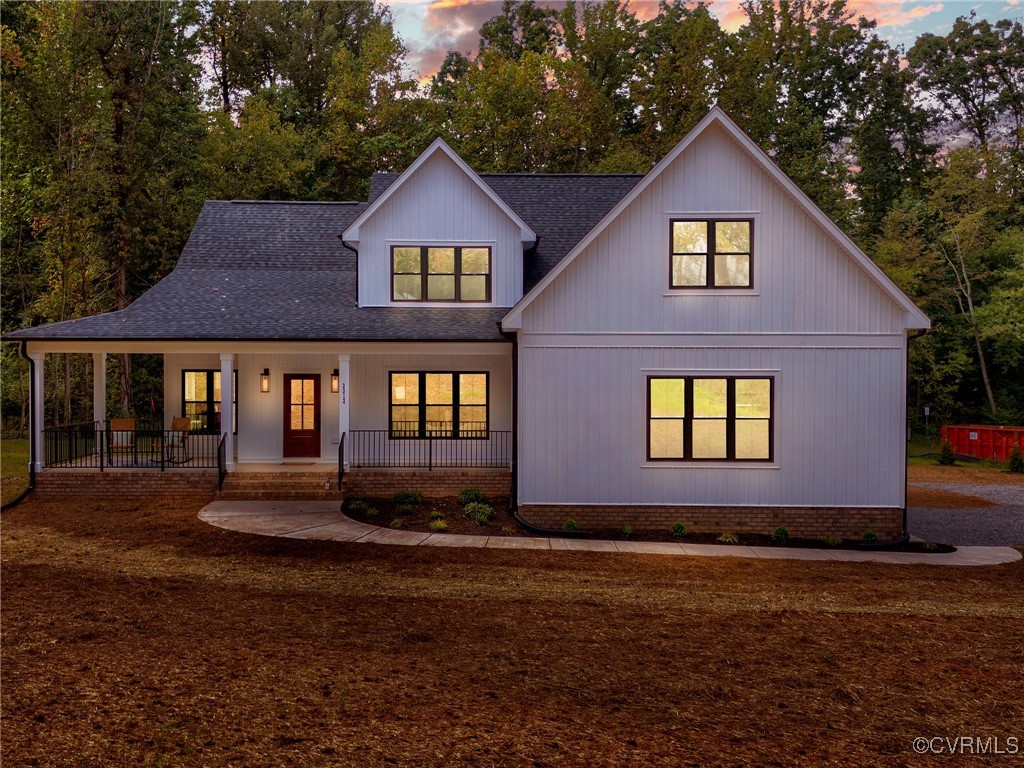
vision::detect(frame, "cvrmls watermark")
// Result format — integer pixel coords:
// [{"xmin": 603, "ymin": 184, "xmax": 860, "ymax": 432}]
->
[{"xmin": 913, "ymin": 736, "xmax": 1020, "ymax": 755}]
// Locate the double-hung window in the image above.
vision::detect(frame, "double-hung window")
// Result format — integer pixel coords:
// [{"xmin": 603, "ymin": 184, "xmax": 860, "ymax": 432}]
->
[
  {"xmin": 390, "ymin": 372, "xmax": 489, "ymax": 438},
  {"xmin": 671, "ymin": 219, "xmax": 752, "ymax": 288},
  {"xmin": 182, "ymin": 370, "xmax": 238, "ymax": 434},
  {"xmin": 648, "ymin": 376, "xmax": 772, "ymax": 461},
  {"xmin": 392, "ymin": 246, "xmax": 491, "ymax": 302}
]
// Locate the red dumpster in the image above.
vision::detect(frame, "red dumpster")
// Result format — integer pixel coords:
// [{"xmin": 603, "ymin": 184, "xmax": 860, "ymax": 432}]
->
[{"xmin": 941, "ymin": 425, "xmax": 1024, "ymax": 461}]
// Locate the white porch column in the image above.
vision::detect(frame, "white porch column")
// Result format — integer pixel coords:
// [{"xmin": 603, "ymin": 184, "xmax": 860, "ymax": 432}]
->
[
  {"xmin": 220, "ymin": 353, "xmax": 234, "ymax": 472},
  {"xmin": 92, "ymin": 352, "xmax": 106, "ymax": 425},
  {"xmin": 29, "ymin": 350, "xmax": 45, "ymax": 472},
  {"xmin": 338, "ymin": 354, "xmax": 350, "ymax": 468}
]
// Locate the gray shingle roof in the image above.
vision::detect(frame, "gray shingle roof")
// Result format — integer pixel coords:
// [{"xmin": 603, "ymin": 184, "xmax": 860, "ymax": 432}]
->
[{"xmin": 6, "ymin": 172, "xmax": 642, "ymax": 342}]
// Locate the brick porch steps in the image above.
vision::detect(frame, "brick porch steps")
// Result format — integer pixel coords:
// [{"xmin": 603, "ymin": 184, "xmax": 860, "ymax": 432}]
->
[{"xmin": 217, "ymin": 471, "xmax": 343, "ymax": 501}]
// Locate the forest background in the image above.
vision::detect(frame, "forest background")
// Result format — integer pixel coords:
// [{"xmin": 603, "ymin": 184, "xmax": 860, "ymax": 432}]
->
[{"xmin": 2, "ymin": 0, "xmax": 1022, "ymax": 434}]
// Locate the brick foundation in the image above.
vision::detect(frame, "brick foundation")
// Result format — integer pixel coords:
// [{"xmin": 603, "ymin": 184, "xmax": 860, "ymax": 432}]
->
[
  {"xmin": 34, "ymin": 469, "xmax": 218, "ymax": 499},
  {"xmin": 517, "ymin": 504, "xmax": 904, "ymax": 542},
  {"xmin": 343, "ymin": 468, "xmax": 512, "ymax": 499}
]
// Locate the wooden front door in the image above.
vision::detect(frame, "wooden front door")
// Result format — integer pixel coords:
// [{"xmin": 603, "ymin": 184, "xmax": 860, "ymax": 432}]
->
[{"xmin": 283, "ymin": 374, "xmax": 321, "ymax": 458}]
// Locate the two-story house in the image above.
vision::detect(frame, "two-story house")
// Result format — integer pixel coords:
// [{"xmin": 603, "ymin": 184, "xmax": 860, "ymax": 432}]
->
[{"xmin": 6, "ymin": 108, "xmax": 930, "ymax": 541}]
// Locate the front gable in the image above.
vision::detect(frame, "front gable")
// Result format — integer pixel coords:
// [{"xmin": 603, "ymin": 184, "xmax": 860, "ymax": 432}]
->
[
  {"xmin": 503, "ymin": 108, "xmax": 930, "ymax": 335},
  {"xmin": 343, "ymin": 140, "xmax": 536, "ymax": 309}
]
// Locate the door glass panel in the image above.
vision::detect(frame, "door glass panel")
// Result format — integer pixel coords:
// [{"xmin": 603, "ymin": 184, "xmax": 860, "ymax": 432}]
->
[
  {"xmin": 693, "ymin": 379, "xmax": 727, "ymax": 417},
  {"xmin": 672, "ymin": 253, "xmax": 706, "ymax": 286},
  {"xmin": 303, "ymin": 405, "xmax": 314, "ymax": 429},
  {"xmin": 290, "ymin": 405, "xmax": 303, "ymax": 430},
  {"xmin": 290, "ymin": 379, "xmax": 302, "ymax": 404},
  {"xmin": 302, "ymin": 379, "xmax": 313, "ymax": 403},
  {"xmin": 692, "ymin": 419, "xmax": 727, "ymax": 458},
  {"xmin": 650, "ymin": 420, "xmax": 684, "ymax": 459},
  {"xmin": 735, "ymin": 420, "xmax": 770, "ymax": 459},
  {"xmin": 649, "ymin": 379, "xmax": 685, "ymax": 418}
]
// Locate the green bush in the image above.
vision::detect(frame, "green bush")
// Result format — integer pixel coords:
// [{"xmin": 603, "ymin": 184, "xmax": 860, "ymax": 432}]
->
[
  {"xmin": 717, "ymin": 532, "xmax": 739, "ymax": 544},
  {"xmin": 393, "ymin": 491, "xmax": 423, "ymax": 505},
  {"xmin": 364, "ymin": 507, "xmax": 380, "ymax": 520},
  {"xmin": 499, "ymin": 525, "xmax": 516, "ymax": 536},
  {"xmin": 429, "ymin": 519, "xmax": 448, "ymax": 533},
  {"xmin": 771, "ymin": 526, "xmax": 791, "ymax": 545},
  {"xmin": 563, "ymin": 519, "xmax": 580, "ymax": 532},
  {"xmin": 396, "ymin": 503, "xmax": 415, "ymax": 516},
  {"xmin": 823, "ymin": 535, "xmax": 842, "ymax": 547},
  {"xmin": 389, "ymin": 518, "xmax": 405, "ymax": 529},
  {"xmin": 621, "ymin": 523, "xmax": 633, "ymax": 537},
  {"xmin": 457, "ymin": 488, "xmax": 487, "ymax": 506},
  {"xmin": 669, "ymin": 522, "xmax": 687, "ymax": 539},
  {"xmin": 861, "ymin": 530, "xmax": 880, "ymax": 545},
  {"xmin": 463, "ymin": 502, "xmax": 493, "ymax": 523},
  {"xmin": 1009, "ymin": 444, "xmax": 1024, "ymax": 473},
  {"xmin": 429, "ymin": 510, "xmax": 446, "ymax": 521},
  {"xmin": 347, "ymin": 500, "xmax": 370, "ymax": 515},
  {"xmin": 938, "ymin": 441, "xmax": 957, "ymax": 466}
]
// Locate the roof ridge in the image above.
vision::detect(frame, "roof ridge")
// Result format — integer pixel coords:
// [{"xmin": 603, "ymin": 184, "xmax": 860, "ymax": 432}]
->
[{"xmin": 219, "ymin": 200, "xmax": 364, "ymax": 205}]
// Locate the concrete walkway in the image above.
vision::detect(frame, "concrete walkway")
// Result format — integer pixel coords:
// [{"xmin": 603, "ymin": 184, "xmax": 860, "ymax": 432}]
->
[{"xmin": 198, "ymin": 501, "xmax": 1023, "ymax": 567}]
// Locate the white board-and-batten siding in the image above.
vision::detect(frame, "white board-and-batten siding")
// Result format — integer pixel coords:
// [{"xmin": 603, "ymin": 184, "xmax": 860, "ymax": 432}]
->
[
  {"xmin": 514, "ymin": 122, "xmax": 913, "ymax": 510},
  {"xmin": 357, "ymin": 151, "xmax": 523, "ymax": 308}
]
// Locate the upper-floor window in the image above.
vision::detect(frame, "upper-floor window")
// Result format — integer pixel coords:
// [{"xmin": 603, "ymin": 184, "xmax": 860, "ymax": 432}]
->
[
  {"xmin": 670, "ymin": 219, "xmax": 752, "ymax": 288},
  {"xmin": 648, "ymin": 375, "xmax": 772, "ymax": 461},
  {"xmin": 392, "ymin": 245, "xmax": 491, "ymax": 302}
]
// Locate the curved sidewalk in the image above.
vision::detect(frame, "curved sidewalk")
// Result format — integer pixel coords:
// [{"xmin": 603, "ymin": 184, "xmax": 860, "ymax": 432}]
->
[{"xmin": 198, "ymin": 501, "xmax": 1023, "ymax": 566}]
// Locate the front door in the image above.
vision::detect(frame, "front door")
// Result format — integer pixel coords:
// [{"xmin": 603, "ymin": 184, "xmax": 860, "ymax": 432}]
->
[{"xmin": 283, "ymin": 374, "xmax": 321, "ymax": 458}]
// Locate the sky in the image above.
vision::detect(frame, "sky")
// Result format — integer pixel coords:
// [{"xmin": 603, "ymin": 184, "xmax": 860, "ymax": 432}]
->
[{"xmin": 384, "ymin": 0, "xmax": 1023, "ymax": 82}]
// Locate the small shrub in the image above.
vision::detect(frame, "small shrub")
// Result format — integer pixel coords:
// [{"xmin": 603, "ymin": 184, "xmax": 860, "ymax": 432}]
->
[
  {"xmin": 393, "ymin": 491, "xmax": 423, "ymax": 505},
  {"xmin": 938, "ymin": 441, "xmax": 957, "ymax": 466},
  {"xmin": 500, "ymin": 526, "xmax": 516, "ymax": 536},
  {"xmin": 823, "ymin": 535, "xmax": 842, "ymax": 547},
  {"xmin": 1009, "ymin": 444, "xmax": 1024, "ymax": 474},
  {"xmin": 717, "ymin": 532, "xmax": 739, "ymax": 544},
  {"xmin": 621, "ymin": 523, "xmax": 633, "ymax": 537},
  {"xmin": 669, "ymin": 521, "xmax": 687, "ymax": 539},
  {"xmin": 923, "ymin": 541, "xmax": 939, "ymax": 552},
  {"xmin": 429, "ymin": 519, "xmax": 448, "ymax": 533},
  {"xmin": 563, "ymin": 519, "xmax": 580, "ymax": 532},
  {"xmin": 364, "ymin": 506, "xmax": 380, "ymax": 520},
  {"xmin": 861, "ymin": 530, "xmax": 880, "ymax": 545},
  {"xmin": 463, "ymin": 502, "xmax": 493, "ymax": 522},
  {"xmin": 429, "ymin": 510, "xmax": 446, "ymax": 521},
  {"xmin": 457, "ymin": 488, "xmax": 487, "ymax": 506},
  {"xmin": 396, "ymin": 503, "xmax": 415, "ymax": 516},
  {"xmin": 389, "ymin": 518, "xmax": 405, "ymax": 529},
  {"xmin": 771, "ymin": 526, "xmax": 791, "ymax": 545},
  {"xmin": 347, "ymin": 500, "xmax": 370, "ymax": 515}
]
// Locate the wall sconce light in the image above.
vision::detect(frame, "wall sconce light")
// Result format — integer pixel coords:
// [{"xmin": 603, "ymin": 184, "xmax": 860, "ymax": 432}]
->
[
  {"xmin": 260, "ymin": 368, "xmax": 270, "ymax": 393},
  {"xmin": 331, "ymin": 369, "xmax": 340, "ymax": 394}
]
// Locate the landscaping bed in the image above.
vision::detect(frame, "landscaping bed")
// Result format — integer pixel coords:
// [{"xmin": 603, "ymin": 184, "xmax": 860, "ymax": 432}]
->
[
  {"xmin": 582, "ymin": 529, "xmax": 956, "ymax": 553},
  {"xmin": 343, "ymin": 492, "xmax": 524, "ymax": 537}
]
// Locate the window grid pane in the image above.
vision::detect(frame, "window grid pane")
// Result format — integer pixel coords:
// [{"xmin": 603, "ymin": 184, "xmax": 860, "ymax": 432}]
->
[
  {"xmin": 391, "ymin": 246, "xmax": 491, "ymax": 302},
  {"xmin": 670, "ymin": 219, "xmax": 752, "ymax": 289},
  {"xmin": 389, "ymin": 372, "xmax": 489, "ymax": 438}
]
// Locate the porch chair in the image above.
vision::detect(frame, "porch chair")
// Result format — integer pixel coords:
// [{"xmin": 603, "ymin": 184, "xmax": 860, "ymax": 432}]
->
[
  {"xmin": 108, "ymin": 418, "xmax": 136, "ymax": 466},
  {"xmin": 165, "ymin": 416, "xmax": 192, "ymax": 464}
]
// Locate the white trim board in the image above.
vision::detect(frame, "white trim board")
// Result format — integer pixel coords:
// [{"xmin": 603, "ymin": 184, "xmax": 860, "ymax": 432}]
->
[{"xmin": 502, "ymin": 106, "xmax": 930, "ymax": 331}]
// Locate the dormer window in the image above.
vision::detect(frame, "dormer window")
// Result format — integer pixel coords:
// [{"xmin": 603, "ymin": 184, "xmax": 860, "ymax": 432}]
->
[
  {"xmin": 392, "ymin": 246, "xmax": 491, "ymax": 302},
  {"xmin": 670, "ymin": 219, "xmax": 752, "ymax": 288}
]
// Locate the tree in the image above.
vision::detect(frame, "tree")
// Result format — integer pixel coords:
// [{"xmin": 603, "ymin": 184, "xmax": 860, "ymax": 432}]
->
[{"xmin": 478, "ymin": 0, "xmax": 560, "ymax": 61}]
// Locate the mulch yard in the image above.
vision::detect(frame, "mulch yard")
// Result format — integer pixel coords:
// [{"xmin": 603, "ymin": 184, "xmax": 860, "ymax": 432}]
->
[{"xmin": 2, "ymin": 494, "xmax": 1022, "ymax": 767}]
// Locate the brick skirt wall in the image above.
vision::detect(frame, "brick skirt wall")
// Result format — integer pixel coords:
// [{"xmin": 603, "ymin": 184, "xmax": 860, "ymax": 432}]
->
[
  {"xmin": 34, "ymin": 470, "xmax": 218, "ymax": 499},
  {"xmin": 344, "ymin": 469, "xmax": 512, "ymax": 499},
  {"xmin": 517, "ymin": 504, "xmax": 904, "ymax": 542}
]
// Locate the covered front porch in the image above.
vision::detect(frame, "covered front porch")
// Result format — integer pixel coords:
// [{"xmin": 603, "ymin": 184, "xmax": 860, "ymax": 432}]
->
[{"xmin": 25, "ymin": 340, "xmax": 514, "ymax": 487}]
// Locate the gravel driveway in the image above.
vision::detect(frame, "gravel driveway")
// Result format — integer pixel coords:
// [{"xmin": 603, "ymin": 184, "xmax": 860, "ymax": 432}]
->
[{"xmin": 909, "ymin": 483, "xmax": 1024, "ymax": 546}]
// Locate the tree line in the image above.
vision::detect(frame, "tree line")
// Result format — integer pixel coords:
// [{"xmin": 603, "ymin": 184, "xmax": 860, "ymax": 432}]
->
[{"xmin": 1, "ymin": 0, "xmax": 1022, "ymax": 433}]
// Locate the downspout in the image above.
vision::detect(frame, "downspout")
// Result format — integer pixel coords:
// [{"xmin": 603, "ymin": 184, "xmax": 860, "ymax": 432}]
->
[{"xmin": 1, "ymin": 341, "xmax": 36, "ymax": 511}]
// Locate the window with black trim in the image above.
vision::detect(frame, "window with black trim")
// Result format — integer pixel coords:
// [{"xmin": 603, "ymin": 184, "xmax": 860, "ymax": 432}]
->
[
  {"xmin": 389, "ymin": 371, "xmax": 488, "ymax": 438},
  {"xmin": 670, "ymin": 219, "xmax": 752, "ymax": 288},
  {"xmin": 182, "ymin": 370, "xmax": 238, "ymax": 434},
  {"xmin": 648, "ymin": 376, "xmax": 772, "ymax": 461},
  {"xmin": 391, "ymin": 246, "xmax": 491, "ymax": 302}
]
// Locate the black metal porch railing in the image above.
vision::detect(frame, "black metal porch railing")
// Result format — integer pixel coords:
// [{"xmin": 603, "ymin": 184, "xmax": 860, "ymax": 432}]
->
[
  {"xmin": 42, "ymin": 420, "xmax": 221, "ymax": 470},
  {"xmin": 347, "ymin": 430, "xmax": 511, "ymax": 469}
]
